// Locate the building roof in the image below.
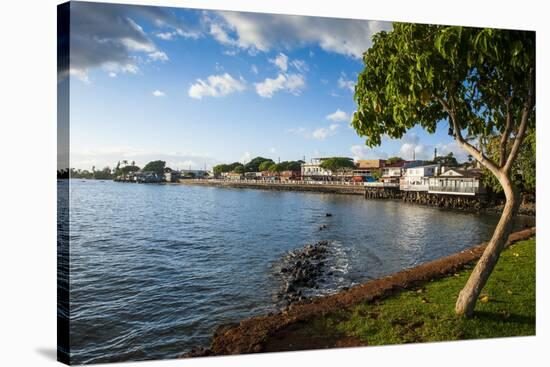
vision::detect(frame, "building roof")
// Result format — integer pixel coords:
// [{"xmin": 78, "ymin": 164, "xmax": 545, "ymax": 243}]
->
[
  {"xmin": 439, "ymin": 168, "xmax": 482, "ymax": 178},
  {"xmin": 405, "ymin": 163, "xmax": 440, "ymax": 170}
]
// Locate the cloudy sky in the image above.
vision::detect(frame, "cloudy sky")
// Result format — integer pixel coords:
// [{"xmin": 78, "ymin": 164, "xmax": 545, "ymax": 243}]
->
[{"xmin": 65, "ymin": 1, "xmax": 465, "ymax": 170}]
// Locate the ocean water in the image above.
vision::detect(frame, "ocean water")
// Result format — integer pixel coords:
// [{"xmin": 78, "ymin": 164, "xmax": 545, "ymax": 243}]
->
[{"xmin": 61, "ymin": 180, "xmax": 532, "ymax": 363}]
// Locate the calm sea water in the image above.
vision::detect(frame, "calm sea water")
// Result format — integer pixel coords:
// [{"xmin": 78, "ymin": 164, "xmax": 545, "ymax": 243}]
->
[{"xmin": 62, "ymin": 180, "xmax": 532, "ymax": 363}]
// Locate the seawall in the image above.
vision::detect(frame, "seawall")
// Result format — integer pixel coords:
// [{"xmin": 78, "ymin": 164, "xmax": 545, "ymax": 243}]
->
[
  {"xmin": 180, "ymin": 180, "xmax": 366, "ymax": 195},
  {"xmin": 181, "ymin": 180, "xmax": 490, "ymax": 212}
]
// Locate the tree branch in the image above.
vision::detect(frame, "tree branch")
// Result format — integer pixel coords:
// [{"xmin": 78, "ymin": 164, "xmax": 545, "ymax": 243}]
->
[
  {"xmin": 436, "ymin": 96, "xmax": 501, "ymax": 176},
  {"xmin": 503, "ymin": 68, "xmax": 535, "ymax": 174},
  {"xmin": 499, "ymin": 97, "xmax": 513, "ymax": 167}
]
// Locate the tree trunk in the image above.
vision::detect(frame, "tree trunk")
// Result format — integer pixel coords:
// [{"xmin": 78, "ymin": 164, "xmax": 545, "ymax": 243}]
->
[{"xmin": 455, "ymin": 173, "xmax": 520, "ymax": 317}]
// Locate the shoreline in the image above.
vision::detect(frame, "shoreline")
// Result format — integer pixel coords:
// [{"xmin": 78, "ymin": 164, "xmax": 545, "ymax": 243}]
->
[
  {"xmin": 184, "ymin": 226, "xmax": 536, "ymax": 358},
  {"xmin": 179, "ymin": 179, "xmax": 536, "ymax": 216}
]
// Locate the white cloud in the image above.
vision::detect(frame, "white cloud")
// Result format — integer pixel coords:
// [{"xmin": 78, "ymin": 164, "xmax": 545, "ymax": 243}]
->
[
  {"xmin": 289, "ymin": 124, "xmax": 340, "ymax": 140},
  {"xmin": 155, "ymin": 28, "xmax": 197, "ymax": 41},
  {"xmin": 290, "ymin": 59, "xmax": 308, "ymax": 73},
  {"xmin": 393, "ymin": 132, "xmax": 468, "ymax": 162},
  {"xmin": 108, "ymin": 72, "xmax": 117, "ymax": 78},
  {"xmin": 122, "ymin": 64, "xmax": 139, "ymax": 74},
  {"xmin": 148, "ymin": 50, "xmax": 169, "ymax": 61},
  {"xmin": 155, "ymin": 31, "xmax": 175, "ymax": 40},
  {"xmin": 338, "ymin": 73, "xmax": 355, "ymax": 92},
  {"xmin": 255, "ymin": 73, "xmax": 305, "ymax": 98},
  {"xmin": 251, "ymin": 64, "xmax": 259, "ymax": 74},
  {"xmin": 312, "ymin": 128, "xmax": 330, "ymax": 140},
  {"xmin": 209, "ymin": 22, "xmax": 235, "ymax": 46},
  {"xmin": 240, "ymin": 151, "xmax": 252, "ymax": 163},
  {"xmin": 398, "ymin": 132, "xmax": 427, "ymax": 160},
  {"xmin": 350, "ymin": 145, "xmax": 389, "ymax": 160},
  {"xmin": 269, "ymin": 147, "xmax": 276, "ymax": 153},
  {"xmin": 152, "ymin": 90, "xmax": 165, "ymax": 97},
  {"xmin": 173, "ymin": 27, "xmax": 201, "ymax": 40},
  {"xmin": 188, "ymin": 73, "xmax": 246, "ymax": 99},
  {"xmin": 326, "ymin": 109, "xmax": 349, "ymax": 122},
  {"xmin": 69, "ymin": 68, "xmax": 90, "ymax": 84},
  {"xmin": 435, "ymin": 141, "xmax": 469, "ymax": 162},
  {"xmin": 209, "ymin": 11, "xmax": 392, "ymax": 59},
  {"xmin": 312, "ymin": 124, "xmax": 340, "ymax": 140},
  {"xmin": 270, "ymin": 53, "xmax": 289, "ymax": 72}
]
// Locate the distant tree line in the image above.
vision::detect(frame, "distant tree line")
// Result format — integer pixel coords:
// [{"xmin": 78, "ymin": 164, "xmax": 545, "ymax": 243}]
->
[
  {"xmin": 60, "ymin": 159, "xmax": 172, "ymax": 180},
  {"xmin": 68, "ymin": 167, "xmax": 115, "ymax": 179},
  {"xmin": 212, "ymin": 156, "xmax": 304, "ymax": 177}
]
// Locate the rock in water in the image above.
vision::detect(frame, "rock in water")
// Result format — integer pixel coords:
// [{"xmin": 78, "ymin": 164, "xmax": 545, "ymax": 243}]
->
[{"xmin": 273, "ymin": 240, "xmax": 331, "ymax": 306}]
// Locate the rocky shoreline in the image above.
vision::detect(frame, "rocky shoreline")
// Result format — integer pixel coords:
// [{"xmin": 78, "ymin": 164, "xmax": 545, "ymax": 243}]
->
[
  {"xmin": 183, "ymin": 227, "xmax": 536, "ymax": 358},
  {"xmin": 274, "ymin": 240, "xmax": 330, "ymax": 307}
]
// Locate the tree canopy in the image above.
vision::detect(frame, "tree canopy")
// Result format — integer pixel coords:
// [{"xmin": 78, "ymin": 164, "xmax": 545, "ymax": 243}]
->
[
  {"xmin": 120, "ymin": 165, "xmax": 140, "ymax": 175},
  {"xmin": 258, "ymin": 160, "xmax": 274, "ymax": 172},
  {"xmin": 386, "ymin": 156, "xmax": 404, "ymax": 165},
  {"xmin": 353, "ymin": 25, "xmax": 534, "ymax": 158},
  {"xmin": 277, "ymin": 161, "xmax": 302, "ymax": 171},
  {"xmin": 432, "ymin": 152, "xmax": 458, "ymax": 167},
  {"xmin": 213, "ymin": 162, "xmax": 243, "ymax": 176},
  {"xmin": 319, "ymin": 157, "xmax": 356, "ymax": 173},
  {"xmin": 244, "ymin": 157, "xmax": 274, "ymax": 172},
  {"xmin": 482, "ymin": 128, "xmax": 536, "ymax": 195},
  {"xmin": 142, "ymin": 160, "xmax": 166, "ymax": 176}
]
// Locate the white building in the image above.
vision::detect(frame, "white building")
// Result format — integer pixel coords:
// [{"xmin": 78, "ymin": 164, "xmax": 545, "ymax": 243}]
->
[
  {"xmin": 428, "ymin": 169, "xmax": 484, "ymax": 196},
  {"xmin": 400, "ymin": 164, "xmax": 440, "ymax": 191},
  {"xmin": 301, "ymin": 158, "xmax": 333, "ymax": 181}
]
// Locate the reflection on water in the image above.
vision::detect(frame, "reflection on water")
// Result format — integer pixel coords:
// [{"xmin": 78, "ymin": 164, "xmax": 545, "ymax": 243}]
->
[{"xmin": 65, "ymin": 180, "xmax": 533, "ymax": 363}]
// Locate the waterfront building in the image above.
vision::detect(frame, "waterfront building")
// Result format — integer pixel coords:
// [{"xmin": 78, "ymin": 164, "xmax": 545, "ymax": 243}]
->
[
  {"xmin": 380, "ymin": 161, "xmax": 405, "ymax": 184},
  {"xmin": 164, "ymin": 169, "xmax": 180, "ymax": 183},
  {"xmin": 259, "ymin": 170, "xmax": 279, "ymax": 181},
  {"xmin": 428, "ymin": 168, "xmax": 485, "ymax": 196},
  {"xmin": 352, "ymin": 159, "xmax": 386, "ymax": 181},
  {"xmin": 225, "ymin": 171, "xmax": 243, "ymax": 181},
  {"xmin": 301, "ymin": 158, "xmax": 333, "ymax": 181},
  {"xmin": 280, "ymin": 170, "xmax": 301, "ymax": 182},
  {"xmin": 133, "ymin": 171, "xmax": 162, "ymax": 183},
  {"xmin": 400, "ymin": 164, "xmax": 440, "ymax": 191},
  {"xmin": 180, "ymin": 169, "xmax": 208, "ymax": 179},
  {"xmin": 244, "ymin": 172, "xmax": 262, "ymax": 180}
]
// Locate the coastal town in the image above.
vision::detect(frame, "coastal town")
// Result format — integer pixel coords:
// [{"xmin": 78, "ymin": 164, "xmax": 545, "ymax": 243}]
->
[{"xmin": 110, "ymin": 153, "xmax": 487, "ymax": 199}]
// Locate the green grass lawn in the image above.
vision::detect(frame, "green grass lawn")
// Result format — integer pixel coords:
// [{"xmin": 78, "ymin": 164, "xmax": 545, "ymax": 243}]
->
[{"xmin": 305, "ymin": 237, "xmax": 536, "ymax": 345}]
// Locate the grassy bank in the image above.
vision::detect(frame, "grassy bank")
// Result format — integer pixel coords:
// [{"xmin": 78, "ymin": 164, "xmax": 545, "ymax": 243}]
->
[{"xmin": 265, "ymin": 237, "xmax": 536, "ymax": 350}]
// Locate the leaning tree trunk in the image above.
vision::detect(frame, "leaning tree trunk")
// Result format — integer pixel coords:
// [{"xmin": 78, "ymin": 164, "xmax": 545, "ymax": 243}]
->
[{"xmin": 455, "ymin": 174, "xmax": 520, "ymax": 316}]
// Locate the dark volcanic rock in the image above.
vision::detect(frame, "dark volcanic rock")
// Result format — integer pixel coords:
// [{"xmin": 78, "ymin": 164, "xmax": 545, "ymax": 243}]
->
[{"xmin": 274, "ymin": 240, "xmax": 331, "ymax": 307}]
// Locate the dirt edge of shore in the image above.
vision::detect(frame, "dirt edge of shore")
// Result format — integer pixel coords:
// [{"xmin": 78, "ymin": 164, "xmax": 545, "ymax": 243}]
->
[{"xmin": 183, "ymin": 226, "xmax": 536, "ymax": 358}]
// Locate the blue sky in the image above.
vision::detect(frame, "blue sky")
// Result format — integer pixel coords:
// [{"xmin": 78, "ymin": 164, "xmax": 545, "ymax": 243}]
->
[{"xmin": 66, "ymin": 1, "xmax": 464, "ymax": 170}]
